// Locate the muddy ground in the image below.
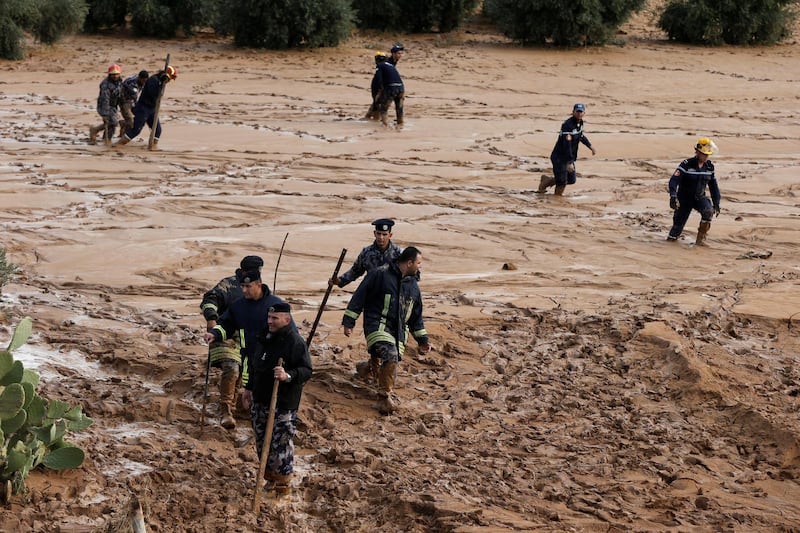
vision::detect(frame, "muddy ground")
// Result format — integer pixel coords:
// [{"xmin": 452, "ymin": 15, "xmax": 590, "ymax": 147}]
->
[{"xmin": 1, "ymin": 5, "xmax": 800, "ymax": 532}]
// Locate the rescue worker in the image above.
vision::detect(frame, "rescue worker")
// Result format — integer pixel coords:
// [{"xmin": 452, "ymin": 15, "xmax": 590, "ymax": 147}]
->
[
  {"xmin": 241, "ymin": 302, "xmax": 312, "ymax": 497},
  {"xmin": 115, "ymin": 65, "xmax": 177, "ymax": 148},
  {"xmin": 539, "ymin": 103, "xmax": 596, "ymax": 195},
  {"xmin": 330, "ymin": 218, "xmax": 401, "ymax": 289},
  {"xmin": 89, "ymin": 64, "xmax": 123, "ymax": 145},
  {"xmin": 200, "ymin": 255, "xmax": 264, "ymax": 429},
  {"xmin": 342, "ymin": 246, "xmax": 430, "ymax": 415},
  {"xmin": 667, "ymin": 137, "xmax": 721, "ymax": 245},
  {"xmin": 119, "ymin": 70, "xmax": 149, "ymax": 136},
  {"xmin": 374, "ymin": 55, "xmax": 405, "ymax": 127},
  {"xmin": 204, "ymin": 263, "xmax": 297, "ymax": 419},
  {"xmin": 388, "ymin": 43, "xmax": 405, "ymax": 66},
  {"xmin": 329, "ymin": 218, "xmax": 403, "ymax": 384},
  {"xmin": 365, "ymin": 52, "xmax": 390, "ymax": 121}
]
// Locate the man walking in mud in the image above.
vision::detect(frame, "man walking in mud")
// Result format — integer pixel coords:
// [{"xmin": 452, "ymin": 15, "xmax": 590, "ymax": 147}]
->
[
  {"xmin": 89, "ymin": 64, "xmax": 123, "ymax": 145},
  {"xmin": 200, "ymin": 255, "xmax": 264, "ymax": 429},
  {"xmin": 342, "ymin": 246, "xmax": 430, "ymax": 415},
  {"xmin": 329, "ymin": 218, "xmax": 402, "ymax": 383},
  {"xmin": 115, "ymin": 66, "xmax": 177, "ymax": 148},
  {"xmin": 204, "ymin": 261, "xmax": 296, "ymax": 419},
  {"xmin": 538, "ymin": 103, "xmax": 597, "ymax": 195},
  {"xmin": 119, "ymin": 70, "xmax": 149, "ymax": 137},
  {"xmin": 667, "ymin": 137, "xmax": 721, "ymax": 245},
  {"xmin": 241, "ymin": 302, "xmax": 312, "ymax": 497}
]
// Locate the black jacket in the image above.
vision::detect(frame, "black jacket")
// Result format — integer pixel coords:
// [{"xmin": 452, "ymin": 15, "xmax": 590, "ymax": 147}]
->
[{"xmin": 246, "ymin": 325, "xmax": 312, "ymax": 409}]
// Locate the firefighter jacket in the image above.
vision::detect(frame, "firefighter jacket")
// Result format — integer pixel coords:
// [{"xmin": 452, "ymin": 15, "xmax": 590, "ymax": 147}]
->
[
  {"xmin": 246, "ymin": 324, "xmax": 312, "ymax": 409},
  {"xmin": 200, "ymin": 275, "xmax": 243, "ymax": 322},
  {"xmin": 669, "ymin": 156, "xmax": 720, "ymax": 208},
  {"xmin": 342, "ymin": 262, "xmax": 428, "ymax": 356}
]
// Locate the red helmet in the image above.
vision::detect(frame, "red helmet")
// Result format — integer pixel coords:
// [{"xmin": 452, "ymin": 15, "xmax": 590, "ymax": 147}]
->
[
  {"xmin": 165, "ymin": 66, "xmax": 177, "ymax": 80},
  {"xmin": 107, "ymin": 64, "xmax": 122, "ymax": 75}
]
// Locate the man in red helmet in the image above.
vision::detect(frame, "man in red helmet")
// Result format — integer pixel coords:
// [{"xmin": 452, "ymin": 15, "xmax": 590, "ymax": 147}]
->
[
  {"xmin": 115, "ymin": 66, "xmax": 177, "ymax": 149},
  {"xmin": 89, "ymin": 64, "xmax": 123, "ymax": 145}
]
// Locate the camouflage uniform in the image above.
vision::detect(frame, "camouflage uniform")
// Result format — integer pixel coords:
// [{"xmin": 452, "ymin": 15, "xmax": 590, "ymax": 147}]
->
[
  {"xmin": 337, "ymin": 241, "xmax": 402, "ymax": 288},
  {"xmin": 252, "ymin": 407, "xmax": 297, "ymax": 475},
  {"xmin": 89, "ymin": 75, "xmax": 122, "ymax": 144},
  {"xmin": 119, "ymin": 74, "xmax": 143, "ymax": 134}
]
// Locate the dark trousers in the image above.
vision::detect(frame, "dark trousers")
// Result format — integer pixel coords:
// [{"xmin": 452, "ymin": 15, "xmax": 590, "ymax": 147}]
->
[
  {"xmin": 124, "ymin": 105, "xmax": 162, "ymax": 141},
  {"xmin": 669, "ymin": 196, "xmax": 714, "ymax": 238},
  {"xmin": 550, "ymin": 156, "xmax": 576, "ymax": 186}
]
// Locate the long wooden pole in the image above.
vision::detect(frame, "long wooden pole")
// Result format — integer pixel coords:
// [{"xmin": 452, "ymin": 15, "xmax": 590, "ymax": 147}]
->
[
  {"xmin": 148, "ymin": 54, "xmax": 170, "ymax": 150},
  {"xmin": 252, "ymin": 357, "xmax": 283, "ymax": 513},
  {"xmin": 306, "ymin": 248, "xmax": 347, "ymax": 348},
  {"xmin": 273, "ymin": 232, "xmax": 289, "ymax": 293}
]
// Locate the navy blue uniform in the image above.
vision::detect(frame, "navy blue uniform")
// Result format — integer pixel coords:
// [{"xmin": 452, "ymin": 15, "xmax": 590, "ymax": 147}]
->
[
  {"xmin": 375, "ymin": 62, "xmax": 405, "ymax": 123},
  {"xmin": 550, "ymin": 116, "xmax": 593, "ymax": 186},
  {"xmin": 123, "ymin": 72, "xmax": 167, "ymax": 141},
  {"xmin": 668, "ymin": 157, "xmax": 720, "ymax": 239}
]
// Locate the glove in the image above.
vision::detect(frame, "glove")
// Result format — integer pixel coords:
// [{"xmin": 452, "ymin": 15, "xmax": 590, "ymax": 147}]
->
[
  {"xmin": 566, "ymin": 161, "xmax": 575, "ymax": 173},
  {"xmin": 669, "ymin": 197, "xmax": 678, "ymax": 210},
  {"xmin": 714, "ymin": 205, "xmax": 721, "ymax": 217}
]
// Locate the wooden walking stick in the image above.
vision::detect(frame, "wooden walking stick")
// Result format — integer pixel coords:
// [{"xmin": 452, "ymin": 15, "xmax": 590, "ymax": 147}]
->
[
  {"xmin": 252, "ymin": 357, "xmax": 283, "ymax": 513},
  {"xmin": 199, "ymin": 348, "xmax": 212, "ymax": 429},
  {"xmin": 306, "ymin": 248, "xmax": 347, "ymax": 348},
  {"xmin": 148, "ymin": 54, "xmax": 170, "ymax": 150}
]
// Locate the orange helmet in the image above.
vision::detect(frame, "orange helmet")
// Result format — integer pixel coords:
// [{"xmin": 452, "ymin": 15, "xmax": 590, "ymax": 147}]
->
[
  {"xmin": 165, "ymin": 66, "xmax": 177, "ymax": 80},
  {"xmin": 107, "ymin": 64, "xmax": 122, "ymax": 75}
]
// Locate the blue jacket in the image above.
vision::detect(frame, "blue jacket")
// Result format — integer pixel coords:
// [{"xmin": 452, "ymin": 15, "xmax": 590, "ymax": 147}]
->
[
  {"xmin": 550, "ymin": 116, "xmax": 592, "ymax": 163},
  {"xmin": 669, "ymin": 157, "xmax": 720, "ymax": 207}
]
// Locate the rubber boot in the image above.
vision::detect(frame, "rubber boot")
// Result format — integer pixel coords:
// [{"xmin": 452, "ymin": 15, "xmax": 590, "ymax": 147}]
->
[
  {"xmin": 150, "ymin": 138, "xmax": 159, "ymax": 150},
  {"xmin": 380, "ymin": 113, "xmax": 389, "ymax": 127},
  {"xmin": 696, "ymin": 221, "xmax": 711, "ymax": 246},
  {"xmin": 89, "ymin": 125, "xmax": 102, "ymax": 145},
  {"xmin": 219, "ymin": 372, "xmax": 237, "ymax": 429},
  {"xmin": 114, "ymin": 136, "xmax": 130, "ymax": 147},
  {"xmin": 537, "ymin": 175, "xmax": 555, "ymax": 194},
  {"xmin": 376, "ymin": 362, "xmax": 397, "ymax": 415},
  {"xmin": 554, "ymin": 184, "xmax": 566, "ymax": 196}
]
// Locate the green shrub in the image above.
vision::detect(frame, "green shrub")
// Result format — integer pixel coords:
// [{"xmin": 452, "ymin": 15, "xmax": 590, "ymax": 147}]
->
[
  {"xmin": 221, "ymin": 0, "xmax": 354, "ymax": 49},
  {"xmin": 659, "ymin": 0, "xmax": 796, "ymax": 45},
  {"xmin": 0, "ymin": 0, "xmax": 87, "ymax": 59},
  {"xmin": 35, "ymin": 0, "xmax": 88, "ymax": 44},
  {"xmin": 484, "ymin": 0, "xmax": 646, "ymax": 47},
  {"xmin": 352, "ymin": 0, "xmax": 479, "ymax": 32},
  {"xmin": 130, "ymin": 0, "xmax": 217, "ymax": 37},
  {"xmin": 83, "ymin": 0, "xmax": 129, "ymax": 32},
  {"xmin": 0, "ymin": 248, "xmax": 17, "ymax": 294}
]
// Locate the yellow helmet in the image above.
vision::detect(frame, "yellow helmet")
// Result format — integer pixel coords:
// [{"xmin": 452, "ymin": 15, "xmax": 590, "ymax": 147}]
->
[{"xmin": 695, "ymin": 137, "xmax": 716, "ymax": 155}]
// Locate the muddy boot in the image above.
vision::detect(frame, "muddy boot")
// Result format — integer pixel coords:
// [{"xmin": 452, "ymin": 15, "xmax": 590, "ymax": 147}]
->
[
  {"xmin": 696, "ymin": 221, "xmax": 711, "ymax": 246},
  {"xmin": 88, "ymin": 125, "xmax": 102, "ymax": 145},
  {"xmin": 114, "ymin": 136, "xmax": 130, "ymax": 148},
  {"xmin": 219, "ymin": 372, "xmax": 237, "ymax": 429},
  {"xmin": 376, "ymin": 362, "xmax": 397, "ymax": 415},
  {"xmin": 355, "ymin": 361, "xmax": 372, "ymax": 382},
  {"xmin": 554, "ymin": 184, "xmax": 566, "ymax": 196},
  {"xmin": 150, "ymin": 138, "xmax": 159, "ymax": 150},
  {"xmin": 272, "ymin": 473, "xmax": 292, "ymax": 497},
  {"xmin": 380, "ymin": 113, "xmax": 389, "ymax": 127},
  {"xmin": 536, "ymin": 175, "xmax": 555, "ymax": 194}
]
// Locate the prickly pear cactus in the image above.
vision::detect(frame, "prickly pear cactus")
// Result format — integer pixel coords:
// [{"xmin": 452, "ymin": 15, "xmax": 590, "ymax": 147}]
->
[{"xmin": 0, "ymin": 317, "xmax": 93, "ymax": 498}]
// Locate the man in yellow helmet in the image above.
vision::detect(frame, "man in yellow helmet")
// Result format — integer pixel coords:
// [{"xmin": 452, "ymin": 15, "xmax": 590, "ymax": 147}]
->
[{"xmin": 667, "ymin": 137, "xmax": 721, "ymax": 245}]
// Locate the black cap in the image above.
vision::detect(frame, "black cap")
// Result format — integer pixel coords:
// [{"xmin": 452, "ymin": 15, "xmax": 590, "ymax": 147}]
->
[
  {"xmin": 235, "ymin": 268, "xmax": 261, "ymax": 284},
  {"xmin": 240, "ymin": 255, "xmax": 264, "ymax": 271},
  {"xmin": 391, "ymin": 44, "xmax": 404, "ymax": 53},
  {"xmin": 269, "ymin": 301, "xmax": 291, "ymax": 313},
  {"xmin": 372, "ymin": 218, "xmax": 395, "ymax": 232},
  {"xmin": 138, "ymin": 70, "xmax": 149, "ymax": 78}
]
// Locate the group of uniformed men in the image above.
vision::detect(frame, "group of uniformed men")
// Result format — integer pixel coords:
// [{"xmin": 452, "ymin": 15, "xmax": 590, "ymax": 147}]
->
[
  {"xmin": 89, "ymin": 63, "xmax": 177, "ymax": 148},
  {"xmin": 200, "ymin": 218, "xmax": 428, "ymax": 497}
]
